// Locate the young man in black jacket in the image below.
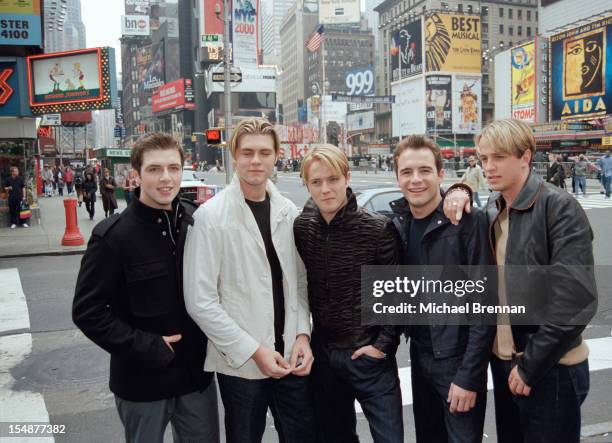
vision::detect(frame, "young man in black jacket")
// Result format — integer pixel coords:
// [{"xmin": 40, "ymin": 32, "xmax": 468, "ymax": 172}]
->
[
  {"xmin": 73, "ymin": 133, "xmax": 219, "ymax": 442},
  {"xmin": 388, "ymin": 135, "xmax": 495, "ymax": 443},
  {"xmin": 294, "ymin": 145, "xmax": 403, "ymax": 443},
  {"xmin": 444, "ymin": 119, "xmax": 597, "ymax": 443}
]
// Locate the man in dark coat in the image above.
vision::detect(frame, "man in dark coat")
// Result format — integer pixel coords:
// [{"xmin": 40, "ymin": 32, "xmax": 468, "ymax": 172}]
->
[
  {"xmin": 294, "ymin": 145, "xmax": 403, "ymax": 443},
  {"xmin": 99, "ymin": 168, "xmax": 118, "ymax": 217},
  {"xmin": 73, "ymin": 133, "xmax": 219, "ymax": 442}
]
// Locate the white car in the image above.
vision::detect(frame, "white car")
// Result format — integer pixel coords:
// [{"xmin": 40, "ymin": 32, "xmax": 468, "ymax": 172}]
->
[{"xmin": 180, "ymin": 170, "xmax": 222, "ymax": 205}]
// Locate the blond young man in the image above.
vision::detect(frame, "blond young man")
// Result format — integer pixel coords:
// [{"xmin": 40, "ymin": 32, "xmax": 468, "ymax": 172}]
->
[
  {"xmin": 444, "ymin": 119, "xmax": 597, "ymax": 443},
  {"xmin": 294, "ymin": 145, "xmax": 403, "ymax": 443},
  {"xmin": 183, "ymin": 118, "xmax": 314, "ymax": 443}
]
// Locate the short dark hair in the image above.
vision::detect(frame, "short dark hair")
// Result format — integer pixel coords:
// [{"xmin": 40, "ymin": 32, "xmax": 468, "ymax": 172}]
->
[
  {"xmin": 393, "ymin": 134, "xmax": 443, "ymax": 173},
  {"xmin": 131, "ymin": 133, "xmax": 184, "ymax": 173}
]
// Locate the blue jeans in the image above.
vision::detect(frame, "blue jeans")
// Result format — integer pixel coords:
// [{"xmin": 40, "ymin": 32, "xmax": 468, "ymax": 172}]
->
[
  {"xmin": 473, "ymin": 192, "xmax": 482, "ymax": 208},
  {"xmin": 490, "ymin": 355, "xmax": 589, "ymax": 443},
  {"xmin": 603, "ymin": 173, "xmax": 612, "ymax": 197},
  {"xmin": 310, "ymin": 337, "xmax": 403, "ymax": 443},
  {"xmin": 217, "ymin": 373, "xmax": 315, "ymax": 443},
  {"xmin": 574, "ymin": 176, "xmax": 587, "ymax": 195},
  {"xmin": 410, "ymin": 345, "xmax": 486, "ymax": 443}
]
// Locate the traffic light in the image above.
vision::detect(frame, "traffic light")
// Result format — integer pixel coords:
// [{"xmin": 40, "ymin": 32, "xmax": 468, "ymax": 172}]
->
[{"xmin": 206, "ymin": 128, "xmax": 222, "ymax": 144}]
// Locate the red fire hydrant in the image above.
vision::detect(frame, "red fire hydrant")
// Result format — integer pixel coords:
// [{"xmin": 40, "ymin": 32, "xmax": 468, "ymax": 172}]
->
[{"xmin": 62, "ymin": 198, "xmax": 84, "ymax": 246}]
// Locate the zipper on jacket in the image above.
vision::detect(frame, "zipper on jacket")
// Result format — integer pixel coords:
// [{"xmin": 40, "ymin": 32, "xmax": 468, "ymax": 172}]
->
[
  {"xmin": 324, "ymin": 227, "xmax": 330, "ymax": 292},
  {"xmin": 163, "ymin": 210, "xmax": 177, "ymax": 247}
]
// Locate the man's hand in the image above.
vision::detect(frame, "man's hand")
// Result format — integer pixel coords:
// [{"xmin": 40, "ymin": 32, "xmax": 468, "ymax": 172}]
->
[
  {"xmin": 447, "ymin": 383, "xmax": 477, "ymax": 413},
  {"xmin": 162, "ymin": 333, "xmax": 182, "ymax": 352},
  {"xmin": 443, "ymin": 189, "xmax": 471, "ymax": 225},
  {"xmin": 351, "ymin": 345, "xmax": 385, "ymax": 360},
  {"xmin": 508, "ymin": 366, "xmax": 531, "ymax": 396},
  {"xmin": 252, "ymin": 345, "xmax": 291, "ymax": 379},
  {"xmin": 290, "ymin": 334, "xmax": 314, "ymax": 376}
]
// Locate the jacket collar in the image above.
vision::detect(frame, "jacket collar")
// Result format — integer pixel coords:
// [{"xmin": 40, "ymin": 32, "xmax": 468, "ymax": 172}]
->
[
  {"xmin": 390, "ymin": 191, "xmax": 449, "ymax": 234},
  {"xmin": 492, "ymin": 171, "xmax": 543, "ymax": 212}
]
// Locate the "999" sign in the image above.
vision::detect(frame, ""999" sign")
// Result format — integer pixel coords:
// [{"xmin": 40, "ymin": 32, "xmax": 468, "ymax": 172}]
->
[{"xmin": 345, "ymin": 68, "xmax": 374, "ymax": 96}]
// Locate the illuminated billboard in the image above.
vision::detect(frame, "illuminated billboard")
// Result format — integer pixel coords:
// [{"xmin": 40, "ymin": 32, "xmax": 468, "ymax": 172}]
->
[
  {"xmin": 152, "ymin": 78, "xmax": 196, "ymax": 114},
  {"xmin": 27, "ymin": 47, "xmax": 117, "ymax": 115},
  {"xmin": 390, "ymin": 19, "xmax": 423, "ymax": 82},
  {"xmin": 425, "ymin": 13, "xmax": 481, "ymax": 73},
  {"xmin": 550, "ymin": 16, "xmax": 612, "ymax": 121},
  {"xmin": 511, "ymin": 42, "xmax": 536, "ymax": 122}
]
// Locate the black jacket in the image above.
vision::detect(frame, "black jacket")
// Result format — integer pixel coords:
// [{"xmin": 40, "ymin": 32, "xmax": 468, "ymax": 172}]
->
[
  {"xmin": 82, "ymin": 179, "xmax": 97, "ymax": 202},
  {"xmin": 546, "ymin": 162, "xmax": 565, "ymax": 187},
  {"xmin": 293, "ymin": 189, "xmax": 401, "ymax": 355},
  {"xmin": 73, "ymin": 193, "xmax": 212, "ymax": 401},
  {"xmin": 484, "ymin": 172, "xmax": 597, "ymax": 386},
  {"xmin": 389, "ymin": 195, "xmax": 496, "ymax": 392}
]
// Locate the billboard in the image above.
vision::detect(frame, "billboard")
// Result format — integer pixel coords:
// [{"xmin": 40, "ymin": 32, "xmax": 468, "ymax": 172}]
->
[
  {"xmin": 390, "ymin": 19, "xmax": 423, "ymax": 82},
  {"xmin": 121, "ymin": 15, "xmax": 150, "ymax": 36},
  {"xmin": 0, "ymin": 0, "xmax": 42, "ymax": 47},
  {"xmin": 453, "ymin": 75, "xmax": 481, "ymax": 134},
  {"xmin": 392, "ymin": 77, "xmax": 425, "ymax": 137},
  {"xmin": 511, "ymin": 42, "xmax": 536, "ymax": 122},
  {"xmin": 550, "ymin": 16, "xmax": 612, "ymax": 121},
  {"xmin": 319, "ymin": 0, "xmax": 360, "ymax": 24},
  {"xmin": 152, "ymin": 78, "xmax": 196, "ymax": 113},
  {"xmin": 232, "ymin": 0, "xmax": 259, "ymax": 68},
  {"xmin": 138, "ymin": 43, "xmax": 164, "ymax": 91},
  {"xmin": 347, "ymin": 111, "xmax": 374, "ymax": 131},
  {"xmin": 425, "ymin": 13, "xmax": 481, "ymax": 73},
  {"xmin": 0, "ymin": 58, "xmax": 32, "ymax": 117},
  {"xmin": 425, "ymin": 75, "xmax": 452, "ymax": 133},
  {"xmin": 27, "ymin": 47, "xmax": 117, "ymax": 115},
  {"xmin": 344, "ymin": 65, "xmax": 374, "ymax": 96}
]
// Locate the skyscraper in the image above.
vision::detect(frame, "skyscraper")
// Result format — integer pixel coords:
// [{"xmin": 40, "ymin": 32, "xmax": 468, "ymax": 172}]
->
[{"xmin": 43, "ymin": 0, "xmax": 87, "ymax": 53}]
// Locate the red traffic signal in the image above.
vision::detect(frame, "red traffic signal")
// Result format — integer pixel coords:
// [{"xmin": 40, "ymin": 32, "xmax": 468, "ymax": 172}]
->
[{"xmin": 206, "ymin": 128, "xmax": 222, "ymax": 144}]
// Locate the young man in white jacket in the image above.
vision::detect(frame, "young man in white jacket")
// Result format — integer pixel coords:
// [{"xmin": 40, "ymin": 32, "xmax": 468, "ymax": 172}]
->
[{"xmin": 183, "ymin": 117, "xmax": 314, "ymax": 443}]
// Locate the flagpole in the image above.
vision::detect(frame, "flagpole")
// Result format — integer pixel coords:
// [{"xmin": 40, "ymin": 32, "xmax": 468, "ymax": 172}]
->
[{"xmin": 321, "ymin": 37, "xmax": 327, "ymax": 144}]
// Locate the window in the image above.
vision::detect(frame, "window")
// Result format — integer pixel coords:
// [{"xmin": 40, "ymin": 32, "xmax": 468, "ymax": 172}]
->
[
  {"xmin": 458, "ymin": 3, "xmax": 463, "ymax": 12},
  {"xmin": 527, "ymin": 26, "xmax": 532, "ymax": 37},
  {"xmin": 483, "ymin": 23, "xmax": 488, "ymax": 33},
  {"xmin": 499, "ymin": 40, "xmax": 504, "ymax": 47},
  {"xmin": 518, "ymin": 25, "xmax": 522, "ymax": 36},
  {"xmin": 509, "ymin": 41, "xmax": 513, "ymax": 47},
  {"xmin": 527, "ymin": 10, "xmax": 531, "ymax": 20},
  {"xmin": 509, "ymin": 8, "xmax": 513, "ymax": 19},
  {"xmin": 499, "ymin": 7, "xmax": 504, "ymax": 17},
  {"xmin": 367, "ymin": 192, "xmax": 403, "ymax": 214},
  {"xmin": 482, "ymin": 6, "xmax": 488, "ymax": 16},
  {"xmin": 467, "ymin": 4, "xmax": 473, "ymax": 13},
  {"xmin": 499, "ymin": 24, "xmax": 504, "ymax": 34},
  {"xmin": 518, "ymin": 9, "xmax": 522, "ymax": 19},
  {"xmin": 509, "ymin": 26, "xmax": 514, "ymax": 36}
]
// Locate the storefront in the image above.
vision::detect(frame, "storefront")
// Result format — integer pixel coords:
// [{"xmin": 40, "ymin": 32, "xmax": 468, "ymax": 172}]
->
[{"xmin": 93, "ymin": 148, "xmax": 132, "ymax": 199}]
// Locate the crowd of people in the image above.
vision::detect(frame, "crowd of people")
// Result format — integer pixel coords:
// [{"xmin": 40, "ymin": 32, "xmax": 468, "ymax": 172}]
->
[{"xmin": 71, "ymin": 117, "xmax": 599, "ymax": 443}]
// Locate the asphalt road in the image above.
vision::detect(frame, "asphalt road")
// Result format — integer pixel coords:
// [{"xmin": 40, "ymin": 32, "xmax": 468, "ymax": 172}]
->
[{"xmin": 1, "ymin": 172, "xmax": 611, "ymax": 442}]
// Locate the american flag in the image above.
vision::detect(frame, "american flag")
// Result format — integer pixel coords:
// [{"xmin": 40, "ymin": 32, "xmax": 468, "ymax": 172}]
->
[{"xmin": 306, "ymin": 25, "xmax": 325, "ymax": 52}]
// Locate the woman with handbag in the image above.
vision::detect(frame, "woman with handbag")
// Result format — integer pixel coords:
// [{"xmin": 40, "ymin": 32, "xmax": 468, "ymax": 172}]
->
[{"xmin": 82, "ymin": 172, "xmax": 97, "ymax": 220}]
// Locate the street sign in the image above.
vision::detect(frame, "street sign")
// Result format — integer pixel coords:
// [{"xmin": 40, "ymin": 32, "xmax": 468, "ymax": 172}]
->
[
  {"xmin": 202, "ymin": 34, "xmax": 222, "ymax": 46},
  {"xmin": 41, "ymin": 114, "xmax": 62, "ymax": 126},
  {"xmin": 331, "ymin": 94, "xmax": 395, "ymax": 104},
  {"xmin": 212, "ymin": 70, "xmax": 242, "ymax": 83}
]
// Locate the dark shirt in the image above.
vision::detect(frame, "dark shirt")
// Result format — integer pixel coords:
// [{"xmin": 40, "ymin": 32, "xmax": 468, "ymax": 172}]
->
[
  {"xmin": 3, "ymin": 176, "xmax": 25, "ymax": 199},
  {"xmin": 246, "ymin": 194, "xmax": 285, "ymax": 354},
  {"xmin": 405, "ymin": 210, "xmax": 436, "ymax": 349}
]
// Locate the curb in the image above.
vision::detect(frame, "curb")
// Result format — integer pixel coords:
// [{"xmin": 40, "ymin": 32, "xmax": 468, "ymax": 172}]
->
[{"xmin": 0, "ymin": 249, "xmax": 86, "ymax": 259}]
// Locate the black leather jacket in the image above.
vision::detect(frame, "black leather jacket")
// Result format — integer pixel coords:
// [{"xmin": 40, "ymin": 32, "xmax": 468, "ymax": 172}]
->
[
  {"xmin": 389, "ymin": 196, "xmax": 496, "ymax": 392},
  {"xmin": 293, "ymin": 189, "xmax": 401, "ymax": 355},
  {"xmin": 485, "ymin": 172, "xmax": 597, "ymax": 386}
]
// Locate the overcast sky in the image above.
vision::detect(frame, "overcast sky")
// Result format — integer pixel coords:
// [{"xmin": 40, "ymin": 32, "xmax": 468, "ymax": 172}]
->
[{"xmin": 81, "ymin": 0, "xmax": 124, "ymax": 72}]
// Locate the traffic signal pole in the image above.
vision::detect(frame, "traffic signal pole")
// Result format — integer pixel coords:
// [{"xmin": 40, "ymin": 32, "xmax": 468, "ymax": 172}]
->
[{"xmin": 223, "ymin": 0, "xmax": 233, "ymax": 184}]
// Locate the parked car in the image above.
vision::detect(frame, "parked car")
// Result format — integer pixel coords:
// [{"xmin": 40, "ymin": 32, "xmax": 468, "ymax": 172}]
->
[
  {"xmin": 355, "ymin": 187, "xmax": 403, "ymax": 217},
  {"xmin": 180, "ymin": 170, "xmax": 222, "ymax": 205}
]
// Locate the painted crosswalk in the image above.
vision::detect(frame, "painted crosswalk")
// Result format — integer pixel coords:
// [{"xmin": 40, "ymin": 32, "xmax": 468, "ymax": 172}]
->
[{"xmin": 478, "ymin": 193, "xmax": 612, "ymax": 211}]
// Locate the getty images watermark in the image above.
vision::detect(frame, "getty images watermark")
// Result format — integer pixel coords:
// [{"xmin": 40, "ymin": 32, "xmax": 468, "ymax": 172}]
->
[{"xmin": 361, "ymin": 266, "xmax": 608, "ymax": 326}]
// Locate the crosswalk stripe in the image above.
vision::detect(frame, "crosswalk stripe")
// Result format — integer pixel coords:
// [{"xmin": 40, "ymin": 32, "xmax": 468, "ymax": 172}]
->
[{"xmin": 0, "ymin": 268, "xmax": 54, "ymax": 441}]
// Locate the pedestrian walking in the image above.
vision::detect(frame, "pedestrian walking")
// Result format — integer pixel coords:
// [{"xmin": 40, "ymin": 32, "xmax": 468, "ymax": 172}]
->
[
  {"xmin": 597, "ymin": 150, "xmax": 612, "ymax": 198},
  {"xmin": 445, "ymin": 119, "xmax": 597, "ymax": 443},
  {"xmin": 100, "ymin": 168, "xmax": 118, "ymax": 217},
  {"xmin": 123, "ymin": 170, "xmax": 138, "ymax": 206},
  {"xmin": 2, "ymin": 166, "xmax": 28, "ymax": 228},
  {"xmin": 460, "ymin": 155, "xmax": 486, "ymax": 207},
  {"xmin": 546, "ymin": 153, "xmax": 565, "ymax": 189},
  {"xmin": 74, "ymin": 167, "xmax": 84, "ymax": 206},
  {"xmin": 56, "ymin": 168, "xmax": 65, "ymax": 196},
  {"xmin": 73, "ymin": 133, "xmax": 219, "ymax": 443},
  {"xmin": 52, "ymin": 165, "xmax": 59, "ymax": 193},
  {"xmin": 183, "ymin": 118, "xmax": 314, "ymax": 443},
  {"xmin": 82, "ymin": 172, "xmax": 97, "ymax": 220},
  {"xmin": 572, "ymin": 154, "xmax": 589, "ymax": 197},
  {"xmin": 42, "ymin": 165, "xmax": 54, "ymax": 197},
  {"xmin": 64, "ymin": 166, "xmax": 74, "ymax": 195}
]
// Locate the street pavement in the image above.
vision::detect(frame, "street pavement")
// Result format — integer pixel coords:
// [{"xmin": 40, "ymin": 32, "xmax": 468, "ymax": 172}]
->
[{"xmin": 1, "ymin": 172, "xmax": 612, "ymax": 442}]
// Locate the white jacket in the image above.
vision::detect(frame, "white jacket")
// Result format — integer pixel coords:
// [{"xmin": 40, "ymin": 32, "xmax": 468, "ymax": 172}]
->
[
  {"xmin": 461, "ymin": 164, "xmax": 486, "ymax": 192},
  {"xmin": 183, "ymin": 175, "xmax": 311, "ymax": 379}
]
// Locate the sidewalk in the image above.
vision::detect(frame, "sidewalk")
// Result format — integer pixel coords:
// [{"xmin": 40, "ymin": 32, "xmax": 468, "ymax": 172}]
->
[{"xmin": 0, "ymin": 195, "xmax": 127, "ymax": 258}]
